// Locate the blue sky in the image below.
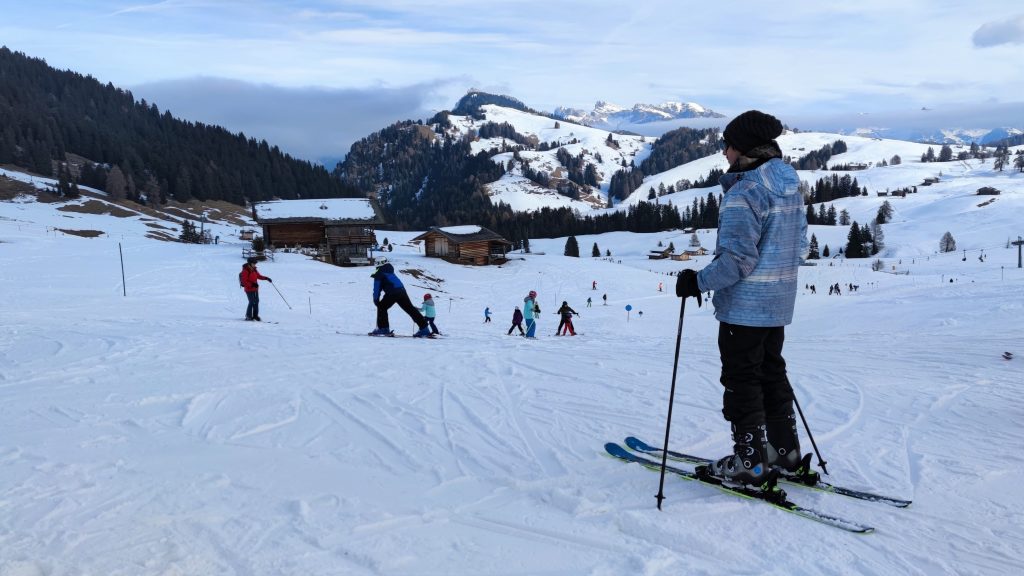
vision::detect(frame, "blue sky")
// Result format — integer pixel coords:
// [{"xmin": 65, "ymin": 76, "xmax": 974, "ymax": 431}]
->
[{"xmin": 3, "ymin": 1, "xmax": 1023, "ymax": 162}]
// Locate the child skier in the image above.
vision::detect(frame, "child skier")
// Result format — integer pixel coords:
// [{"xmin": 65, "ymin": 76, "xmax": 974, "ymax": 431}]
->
[
  {"xmin": 370, "ymin": 261, "xmax": 431, "ymax": 337},
  {"xmin": 507, "ymin": 306, "xmax": 525, "ymax": 336},
  {"xmin": 556, "ymin": 301, "xmax": 579, "ymax": 335},
  {"xmin": 419, "ymin": 293, "xmax": 441, "ymax": 335}
]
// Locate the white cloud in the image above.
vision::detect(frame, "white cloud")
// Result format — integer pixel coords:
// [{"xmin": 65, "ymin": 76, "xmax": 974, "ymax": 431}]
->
[{"xmin": 972, "ymin": 14, "xmax": 1024, "ymax": 47}]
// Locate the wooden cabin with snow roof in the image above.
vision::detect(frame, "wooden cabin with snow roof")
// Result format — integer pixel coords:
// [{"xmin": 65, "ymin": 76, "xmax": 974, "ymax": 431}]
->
[
  {"xmin": 411, "ymin": 226, "xmax": 512, "ymax": 266},
  {"xmin": 253, "ymin": 198, "xmax": 385, "ymax": 266}
]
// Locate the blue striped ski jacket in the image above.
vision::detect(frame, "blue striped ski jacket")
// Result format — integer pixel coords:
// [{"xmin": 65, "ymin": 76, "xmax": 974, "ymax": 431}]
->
[{"xmin": 697, "ymin": 158, "xmax": 808, "ymax": 327}]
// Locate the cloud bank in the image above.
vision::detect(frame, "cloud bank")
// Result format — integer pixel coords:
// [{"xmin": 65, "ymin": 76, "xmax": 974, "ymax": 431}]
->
[
  {"xmin": 132, "ymin": 77, "xmax": 458, "ymax": 164},
  {"xmin": 972, "ymin": 15, "xmax": 1024, "ymax": 47}
]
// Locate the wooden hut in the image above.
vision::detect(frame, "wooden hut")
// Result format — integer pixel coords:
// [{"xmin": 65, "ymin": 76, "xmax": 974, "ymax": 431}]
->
[
  {"xmin": 253, "ymin": 198, "xmax": 385, "ymax": 266},
  {"xmin": 411, "ymin": 226, "xmax": 512, "ymax": 265}
]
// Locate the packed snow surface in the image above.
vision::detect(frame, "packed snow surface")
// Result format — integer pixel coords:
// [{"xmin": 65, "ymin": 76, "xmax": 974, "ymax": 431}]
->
[{"xmin": 2, "ymin": 153, "xmax": 1024, "ymax": 574}]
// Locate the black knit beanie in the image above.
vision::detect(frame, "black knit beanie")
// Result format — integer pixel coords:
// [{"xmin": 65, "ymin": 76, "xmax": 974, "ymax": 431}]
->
[{"xmin": 723, "ymin": 110, "xmax": 784, "ymax": 154}]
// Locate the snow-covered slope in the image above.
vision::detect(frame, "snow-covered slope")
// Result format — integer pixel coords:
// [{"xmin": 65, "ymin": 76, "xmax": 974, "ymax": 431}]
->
[
  {"xmin": 1, "ymin": 166, "xmax": 1023, "ymax": 573},
  {"xmin": 442, "ymin": 105, "xmax": 1024, "ymax": 222}
]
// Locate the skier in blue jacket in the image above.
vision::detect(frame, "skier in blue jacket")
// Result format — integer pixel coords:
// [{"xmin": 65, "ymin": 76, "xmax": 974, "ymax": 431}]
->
[
  {"xmin": 676, "ymin": 110, "xmax": 809, "ymax": 487},
  {"xmin": 370, "ymin": 261, "xmax": 431, "ymax": 337}
]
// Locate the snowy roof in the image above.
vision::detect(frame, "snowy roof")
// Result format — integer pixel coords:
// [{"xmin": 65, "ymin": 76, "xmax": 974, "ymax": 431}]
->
[
  {"xmin": 411, "ymin": 225, "xmax": 511, "ymax": 245},
  {"xmin": 253, "ymin": 198, "xmax": 382, "ymax": 224},
  {"xmin": 439, "ymin": 225, "xmax": 482, "ymax": 234}
]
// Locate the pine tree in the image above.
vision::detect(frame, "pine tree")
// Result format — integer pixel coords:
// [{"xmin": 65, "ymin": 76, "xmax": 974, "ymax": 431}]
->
[
  {"xmin": 1015, "ymin": 150, "xmax": 1024, "ymax": 173},
  {"xmin": 939, "ymin": 231, "xmax": 956, "ymax": 253},
  {"xmin": 592, "ymin": 242, "xmax": 601, "ymax": 257},
  {"xmin": 839, "ymin": 209, "xmax": 850, "ymax": 226},
  {"xmin": 689, "ymin": 233, "xmax": 700, "ymax": 247},
  {"xmin": 845, "ymin": 222, "xmax": 864, "ymax": 258},
  {"xmin": 939, "ymin": 145, "xmax": 953, "ymax": 162},
  {"xmin": 822, "ymin": 244, "xmax": 830, "ymax": 257},
  {"xmin": 808, "ymin": 233, "xmax": 820, "ymax": 259},
  {"xmin": 564, "ymin": 235, "xmax": 580, "ymax": 257},
  {"xmin": 105, "ymin": 165, "xmax": 127, "ymax": 200},
  {"xmin": 876, "ymin": 200, "xmax": 893, "ymax": 224}
]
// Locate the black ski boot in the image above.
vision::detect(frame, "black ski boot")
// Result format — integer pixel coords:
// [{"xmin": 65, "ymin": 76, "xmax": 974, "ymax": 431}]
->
[
  {"xmin": 766, "ymin": 414, "xmax": 802, "ymax": 473},
  {"xmin": 701, "ymin": 423, "xmax": 772, "ymax": 487}
]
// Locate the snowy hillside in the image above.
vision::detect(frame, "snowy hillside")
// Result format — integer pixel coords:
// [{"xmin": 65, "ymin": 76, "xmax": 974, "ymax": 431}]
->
[
  {"xmin": 440, "ymin": 104, "xmax": 1024, "ymax": 224},
  {"xmin": 2, "ymin": 165, "xmax": 1024, "ymax": 573}
]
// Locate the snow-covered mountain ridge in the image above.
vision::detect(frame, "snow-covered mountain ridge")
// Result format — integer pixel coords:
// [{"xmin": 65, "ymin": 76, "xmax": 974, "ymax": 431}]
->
[
  {"xmin": 553, "ymin": 99, "xmax": 724, "ymax": 128},
  {"xmin": 440, "ymin": 104, "xmax": 1024, "ymax": 224}
]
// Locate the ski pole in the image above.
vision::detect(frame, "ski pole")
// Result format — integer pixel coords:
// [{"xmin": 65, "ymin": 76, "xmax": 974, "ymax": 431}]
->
[
  {"xmin": 270, "ymin": 281, "xmax": 292, "ymax": 309},
  {"xmin": 791, "ymin": 387, "xmax": 829, "ymax": 475},
  {"xmin": 655, "ymin": 296, "xmax": 687, "ymax": 510}
]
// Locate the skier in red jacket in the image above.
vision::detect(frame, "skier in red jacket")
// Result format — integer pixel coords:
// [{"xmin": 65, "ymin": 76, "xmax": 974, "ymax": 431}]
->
[{"xmin": 240, "ymin": 257, "xmax": 272, "ymax": 321}]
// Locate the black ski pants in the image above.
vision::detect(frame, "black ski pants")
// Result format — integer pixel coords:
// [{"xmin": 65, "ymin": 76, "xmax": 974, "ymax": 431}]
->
[
  {"xmin": 717, "ymin": 322, "xmax": 795, "ymax": 428},
  {"xmin": 377, "ymin": 290, "xmax": 427, "ymax": 331}
]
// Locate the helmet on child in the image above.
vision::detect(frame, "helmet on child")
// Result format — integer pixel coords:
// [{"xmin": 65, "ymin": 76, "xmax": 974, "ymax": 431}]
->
[
  {"xmin": 528, "ymin": 290, "xmax": 537, "ymax": 297},
  {"xmin": 423, "ymin": 293, "xmax": 432, "ymax": 300},
  {"xmin": 246, "ymin": 257, "xmax": 258, "ymax": 264}
]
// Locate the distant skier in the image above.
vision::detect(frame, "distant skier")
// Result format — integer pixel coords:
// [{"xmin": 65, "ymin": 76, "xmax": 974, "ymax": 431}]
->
[
  {"xmin": 240, "ymin": 257, "xmax": 272, "ymax": 321},
  {"xmin": 586, "ymin": 297, "xmax": 592, "ymax": 308},
  {"xmin": 658, "ymin": 282, "xmax": 663, "ymax": 292},
  {"xmin": 370, "ymin": 261, "xmax": 431, "ymax": 337},
  {"xmin": 523, "ymin": 291, "xmax": 540, "ymax": 338},
  {"xmin": 555, "ymin": 301, "xmax": 579, "ymax": 336},
  {"xmin": 484, "ymin": 306, "xmax": 492, "ymax": 323},
  {"xmin": 602, "ymin": 293, "xmax": 607, "ymax": 306},
  {"xmin": 419, "ymin": 293, "xmax": 441, "ymax": 335},
  {"xmin": 507, "ymin": 306, "xmax": 525, "ymax": 336},
  {"xmin": 592, "ymin": 280, "xmax": 597, "ymax": 290}
]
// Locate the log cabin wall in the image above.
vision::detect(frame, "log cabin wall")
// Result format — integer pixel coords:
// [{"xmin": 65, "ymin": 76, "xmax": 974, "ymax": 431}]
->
[{"xmin": 263, "ymin": 222, "xmax": 324, "ymax": 246}]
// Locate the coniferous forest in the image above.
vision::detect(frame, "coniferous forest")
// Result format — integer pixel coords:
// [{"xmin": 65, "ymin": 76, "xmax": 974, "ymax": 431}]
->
[{"xmin": 0, "ymin": 47, "xmax": 359, "ymax": 206}]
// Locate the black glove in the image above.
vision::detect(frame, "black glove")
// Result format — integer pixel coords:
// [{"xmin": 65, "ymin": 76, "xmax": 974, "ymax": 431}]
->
[
  {"xmin": 676, "ymin": 270, "xmax": 703, "ymax": 306},
  {"xmin": 265, "ymin": 277, "xmax": 272, "ymax": 283},
  {"xmin": 373, "ymin": 299, "xmax": 380, "ymax": 306}
]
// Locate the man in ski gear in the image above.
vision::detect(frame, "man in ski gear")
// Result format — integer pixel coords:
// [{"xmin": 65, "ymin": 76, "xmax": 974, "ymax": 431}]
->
[
  {"xmin": 676, "ymin": 110, "xmax": 809, "ymax": 487},
  {"xmin": 419, "ymin": 293, "xmax": 441, "ymax": 335},
  {"xmin": 507, "ymin": 306, "xmax": 525, "ymax": 336},
  {"xmin": 371, "ymin": 262, "xmax": 431, "ymax": 337},
  {"xmin": 240, "ymin": 257, "xmax": 272, "ymax": 321},
  {"xmin": 484, "ymin": 307, "xmax": 492, "ymax": 323},
  {"xmin": 523, "ymin": 291, "xmax": 539, "ymax": 338},
  {"xmin": 555, "ymin": 301, "xmax": 579, "ymax": 335}
]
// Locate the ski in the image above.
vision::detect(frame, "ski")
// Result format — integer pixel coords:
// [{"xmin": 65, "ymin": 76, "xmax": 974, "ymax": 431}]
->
[
  {"xmin": 624, "ymin": 437, "xmax": 911, "ymax": 508},
  {"xmin": 1002, "ymin": 351, "xmax": 1013, "ymax": 360},
  {"xmin": 605, "ymin": 443, "xmax": 873, "ymax": 533},
  {"xmin": 354, "ymin": 331, "xmax": 437, "ymax": 339}
]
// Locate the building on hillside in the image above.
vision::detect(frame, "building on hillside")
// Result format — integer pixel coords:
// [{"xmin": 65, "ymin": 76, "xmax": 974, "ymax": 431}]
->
[
  {"xmin": 683, "ymin": 247, "xmax": 709, "ymax": 257},
  {"xmin": 648, "ymin": 247, "xmax": 672, "ymax": 260},
  {"xmin": 669, "ymin": 252, "xmax": 691, "ymax": 261},
  {"xmin": 253, "ymin": 198, "xmax": 385, "ymax": 266},
  {"xmin": 411, "ymin": 226, "xmax": 512, "ymax": 265}
]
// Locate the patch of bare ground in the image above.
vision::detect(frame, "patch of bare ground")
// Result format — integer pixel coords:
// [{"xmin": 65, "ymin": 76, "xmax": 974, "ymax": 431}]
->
[
  {"xmin": 401, "ymin": 268, "xmax": 445, "ymax": 284},
  {"xmin": 55, "ymin": 228, "xmax": 105, "ymax": 238},
  {"xmin": 0, "ymin": 176, "xmax": 38, "ymax": 200},
  {"xmin": 58, "ymin": 199, "xmax": 139, "ymax": 218},
  {"xmin": 146, "ymin": 230, "xmax": 178, "ymax": 241}
]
